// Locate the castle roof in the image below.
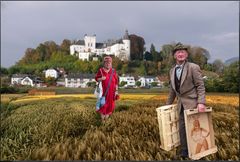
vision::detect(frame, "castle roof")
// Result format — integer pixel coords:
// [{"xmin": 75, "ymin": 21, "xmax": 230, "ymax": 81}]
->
[
  {"xmin": 123, "ymin": 30, "xmax": 129, "ymax": 40},
  {"xmin": 75, "ymin": 40, "xmax": 85, "ymax": 45},
  {"xmin": 96, "ymin": 43, "xmax": 104, "ymax": 49}
]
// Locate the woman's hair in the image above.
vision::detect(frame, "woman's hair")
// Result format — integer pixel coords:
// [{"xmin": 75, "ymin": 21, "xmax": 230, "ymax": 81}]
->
[{"xmin": 193, "ymin": 119, "xmax": 200, "ymax": 128}]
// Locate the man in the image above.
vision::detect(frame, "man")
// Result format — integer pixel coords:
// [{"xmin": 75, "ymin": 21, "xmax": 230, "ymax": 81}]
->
[{"xmin": 166, "ymin": 42, "xmax": 206, "ymax": 159}]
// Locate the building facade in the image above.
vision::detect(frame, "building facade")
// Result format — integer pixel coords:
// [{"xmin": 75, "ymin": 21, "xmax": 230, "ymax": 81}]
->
[
  {"xmin": 11, "ymin": 74, "xmax": 28, "ymax": 85},
  {"xmin": 137, "ymin": 76, "xmax": 162, "ymax": 87},
  {"xmin": 119, "ymin": 75, "xmax": 136, "ymax": 88},
  {"xmin": 70, "ymin": 30, "xmax": 131, "ymax": 61},
  {"xmin": 45, "ymin": 68, "xmax": 59, "ymax": 78},
  {"xmin": 65, "ymin": 73, "xmax": 96, "ymax": 88}
]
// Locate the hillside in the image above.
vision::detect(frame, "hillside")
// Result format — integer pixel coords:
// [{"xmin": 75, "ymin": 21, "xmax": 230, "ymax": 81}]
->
[{"xmin": 225, "ymin": 57, "xmax": 239, "ymax": 65}]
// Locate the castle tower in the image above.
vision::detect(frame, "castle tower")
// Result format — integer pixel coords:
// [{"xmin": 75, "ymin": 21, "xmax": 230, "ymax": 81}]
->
[
  {"xmin": 84, "ymin": 34, "xmax": 96, "ymax": 52},
  {"xmin": 122, "ymin": 30, "xmax": 131, "ymax": 60}
]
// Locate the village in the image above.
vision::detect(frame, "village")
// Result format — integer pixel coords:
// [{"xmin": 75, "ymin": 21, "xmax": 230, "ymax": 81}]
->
[
  {"xmin": 8, "ymin": 30, "xmax": 164, "ymax": 90},
  {"xmin": 10, "ymin": 67, "xmax": 163, "ymax": 89}
]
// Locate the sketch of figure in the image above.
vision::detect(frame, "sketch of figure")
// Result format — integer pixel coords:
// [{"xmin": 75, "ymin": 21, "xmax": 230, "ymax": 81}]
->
[{"xmin": 191, "ymin": 116, "xmax": 210, "ymax": 154}]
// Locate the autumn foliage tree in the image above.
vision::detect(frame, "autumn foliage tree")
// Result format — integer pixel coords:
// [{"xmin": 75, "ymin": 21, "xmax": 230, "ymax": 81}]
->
[{"xmin": 129, "ymin": 34, "xmax": 145, "ymax": 60}]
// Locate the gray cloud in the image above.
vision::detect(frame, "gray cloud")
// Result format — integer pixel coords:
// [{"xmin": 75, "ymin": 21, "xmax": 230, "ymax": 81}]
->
[{"xmin": 1, "ymin": 1, "xmax": 239, "ymax": 67}]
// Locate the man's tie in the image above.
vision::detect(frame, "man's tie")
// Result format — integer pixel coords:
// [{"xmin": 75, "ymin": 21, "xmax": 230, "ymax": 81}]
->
[{"xmin": 176, "ymin": 66, "xmax": 182, "ymax": 80}]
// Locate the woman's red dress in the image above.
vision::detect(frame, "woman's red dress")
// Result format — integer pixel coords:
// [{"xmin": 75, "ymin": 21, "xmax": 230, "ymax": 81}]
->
[{"xmin": 95, "ymin": 67, "xmax": 118, "ymax": 115}]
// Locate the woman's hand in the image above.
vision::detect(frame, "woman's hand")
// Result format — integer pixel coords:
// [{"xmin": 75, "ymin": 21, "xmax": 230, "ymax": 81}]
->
[
  {"xmin": 98, "ymin": 76, "xmax": 106, "ymax": 81},
  {"xmin": 101, "ymin": 76, "xmax": 106, "ymax": 80}
]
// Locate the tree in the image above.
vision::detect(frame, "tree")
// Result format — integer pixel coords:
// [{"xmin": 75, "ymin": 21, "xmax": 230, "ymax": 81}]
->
[
  {"xmin": 87, "ymin": 81, "xmax": 96, "ymax": 88},
  {"xmin": 36, "ymin": 43, "xmax": 47, "ymax": 62},
  {"xmin": 135, "ymin": 81, "xmax": 141, "ymax": 87},
  {"xmin": 45, "ymin": 77, "xmax": 56, "ymax": 86},
  {"xmin": 121, "ymin": 64, "xmax": 128, "ymax": 75},
  {"xmin": 120, "ymin": 81, "xmax": 127, "ymax": 87},
  {"xmin": 60, "ymin": 39, "xmax": 71, "ymax": 54},
  {"xmin": 17, "ymin": 48, "xmax": 41, "ymax": 65},
  {"xmin": 112, "ymin": 57, "xmax": 123, "ymax": 71},
  {"xmin": 223, "ymin": 61, "xmax": 239, "ymax": 93},
  {"xmin": 151, "ymin": 82, "xmax": 158, "ymax": 87},
  {"xmin": 159, "ymin": 43, "xmax": 175, "ymax": 75},
  {"xmin": 144, "ymin": 61, "xmax": 157, "ymax": 75},
  {"xmin": 203, "ymin": 63, "xmax": 213, "ymax": 71},
  {"xmin": 150, "ymin": 44, "xmax": 156, "ymax": 55},
  {"xmin": 212, "ymin": 59, "xmax": 224, "ymax": 74},
  {"xmin": 129, "ymin": 34, "xmax": 145, "ymax": 60},
  {"xmin": 43, "ymin": 41, "xmax": 59, "ymax": 60},
  {"xmin": 89, "ymin": 60, "xmax": 101, "ymax": 74},
  {"xmin": 160, "ymin": 44, "xmax": 174, "ymax": 59},
  {"xmin": 188, "ymin": 46, "xmax": 210, "ymax": 69},
  {"xmin": 1, "ymin": 67, "xmax": 8, "ymax": 75},
  {"xmin": 144, "ymin": 51, "xmax": 153, "ymax": 61},
  {"xmin": 150, "ymin": 43, "xmax": 160, "ymax": 62},
  {"xmin": 136, "ymin": 61, "xmax": 146, "ymax": 76},
  {"xmin": 8, "ymin": 65, "xmax": 21, "ymax": 75}
]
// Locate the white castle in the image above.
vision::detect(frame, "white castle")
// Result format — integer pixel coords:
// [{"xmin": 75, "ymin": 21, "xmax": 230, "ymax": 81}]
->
[{"xmin": 70, "ymin": 30, "xmax": 131, "ymax": 61}]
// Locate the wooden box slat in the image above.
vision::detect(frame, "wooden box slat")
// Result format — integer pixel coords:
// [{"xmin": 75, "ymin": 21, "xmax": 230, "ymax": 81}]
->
[{"xmin": 156, "ymin": 104, "xmax": 180, "ymax": 151}]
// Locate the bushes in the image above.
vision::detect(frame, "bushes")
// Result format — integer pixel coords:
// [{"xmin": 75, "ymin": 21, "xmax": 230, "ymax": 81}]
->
[
  {"xmin": 0, "ymin": 86, "xmax": 31, "ymax": 94},
  {"xmin": 0, "ymin": 86, "xmax": 17, "ymax": 93},
  {"xmin": 204, "ymin": 78, "xmax": 225, "ymax": 92}
]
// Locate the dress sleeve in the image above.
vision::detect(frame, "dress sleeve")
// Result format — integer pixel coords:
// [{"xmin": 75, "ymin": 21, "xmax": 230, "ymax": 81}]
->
[
  {"xmin": 95, "ymin": 68, "xmax": 103, "ymax": 82},
  {"xmin": 114, "ymin": 70, "xmax": 119, "ymax": 86}
]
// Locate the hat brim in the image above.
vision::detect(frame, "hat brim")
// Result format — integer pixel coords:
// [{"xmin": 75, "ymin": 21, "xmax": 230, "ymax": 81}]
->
[{"xmin": 172, "ymin": 48, "xmax": 188, "ymax": 55}]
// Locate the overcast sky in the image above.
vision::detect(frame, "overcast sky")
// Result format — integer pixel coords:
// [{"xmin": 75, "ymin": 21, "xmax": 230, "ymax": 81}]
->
[{"xmin": 1, "ymin": 1, "xmax": 239, "ymax": 68}]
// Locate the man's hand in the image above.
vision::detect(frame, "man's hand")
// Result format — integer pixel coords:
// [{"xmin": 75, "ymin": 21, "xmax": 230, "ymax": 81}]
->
[{"xmin": 197, "ymin": 103, "xmax": 206, "ymax": 112}]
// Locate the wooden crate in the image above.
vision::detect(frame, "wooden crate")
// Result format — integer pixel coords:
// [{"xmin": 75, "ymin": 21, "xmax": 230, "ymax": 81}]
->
[
  {"xmin": 184, "ymin": 107, "xmax": 218, "ymax": 160},
  {"xmin": 156, "ymin": 104, "xmax": 180, "ymax": 151}
]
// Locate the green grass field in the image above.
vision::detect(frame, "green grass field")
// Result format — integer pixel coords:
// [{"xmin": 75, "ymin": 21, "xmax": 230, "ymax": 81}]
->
[{"xmin": 0, "ymin": 93, "xmax": 239, "ymax": 160}]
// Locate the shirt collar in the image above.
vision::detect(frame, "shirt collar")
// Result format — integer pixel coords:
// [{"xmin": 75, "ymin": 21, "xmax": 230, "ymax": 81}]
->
[
  {"xmin": 175, "ymin": 61, "xmax": 186, "ymax": 68},
  {"xmin": 175, "ymin": 64, "xmax": 183, "ymax": 69}
]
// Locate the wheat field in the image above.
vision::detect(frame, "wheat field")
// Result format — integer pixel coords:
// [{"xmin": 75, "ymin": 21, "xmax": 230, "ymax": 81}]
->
[{"xmin": 0, "ymin": 93, "xmax": 239, "ymax": 160}]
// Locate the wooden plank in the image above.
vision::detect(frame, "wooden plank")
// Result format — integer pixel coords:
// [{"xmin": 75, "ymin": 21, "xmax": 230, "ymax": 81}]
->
[{"xmin": 156, "ymin": 104, "xmax": 180, "ymax": 151}]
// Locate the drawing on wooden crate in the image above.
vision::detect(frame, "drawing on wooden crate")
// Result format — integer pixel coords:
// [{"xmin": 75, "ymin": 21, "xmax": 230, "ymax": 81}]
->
[
  {"xmin": 190, "ymin": 114, "xmax": 210, "ymax": 154},
  {"xmin": 184, "ymin": 108, "xmax": 218, "ymax": 160}
]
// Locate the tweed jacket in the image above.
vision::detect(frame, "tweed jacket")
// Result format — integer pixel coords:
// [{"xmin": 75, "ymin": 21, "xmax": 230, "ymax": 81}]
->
[{"xmin": 166, "ymin": 62, "xmax": 206, "ymax": 113}]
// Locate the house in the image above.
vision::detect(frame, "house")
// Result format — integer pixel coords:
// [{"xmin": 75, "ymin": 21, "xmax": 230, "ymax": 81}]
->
[
  {"xmin": 70, "ymin": 30, "xmax": 131, "ymax": 61},
  {"xmin": 65, "ymin": 73, "xmax": 96, "ymax": 88},
  {"xmin": 137, "ymin": 76, "xmax": 162, "ymax": 87},
  {"xmin": 11, "ymin": 74, "xmax": 44, "ymax": 87},
  {"xmin": 45, "ymin": 68, "xmax": 59, "ymax": 79},
  {"xmin": 119, "ymin": 75, "xmax": 136, "ymax": 88},
  {"xmin": 11, "ymin": 74, "xmax": 28, "ymax": 85},
  {"xmin": 21, "ymin": 76, "xmax": 44, "ymax": 87}
]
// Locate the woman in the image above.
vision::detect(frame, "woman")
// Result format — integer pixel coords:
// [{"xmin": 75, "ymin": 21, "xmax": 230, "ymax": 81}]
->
[
  {"xmin": 95, "ymin": 56, "xmax": 119, "ymax": 122},
  {"xmin": 191, "ymin": 118, "xmax": 210, "ymax": 154}
]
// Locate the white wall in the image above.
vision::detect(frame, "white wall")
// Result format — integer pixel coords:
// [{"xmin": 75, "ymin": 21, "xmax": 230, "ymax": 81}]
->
[
  {"xmin": 119, "ymin": 76, "xmax": 135, "ymax": 87},
  {"xmin": 45, "ymin": 69, "xmax": 58, "ymax": 78},
  {"xmin": 84, "ymin": 35, "xmax": 96, "ymax": 51}
]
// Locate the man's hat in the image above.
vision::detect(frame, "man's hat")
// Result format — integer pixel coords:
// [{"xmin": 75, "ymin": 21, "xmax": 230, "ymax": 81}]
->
[{"xmin": 172, "ymin": 42, "xmax": 188, "ymax": 55}]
